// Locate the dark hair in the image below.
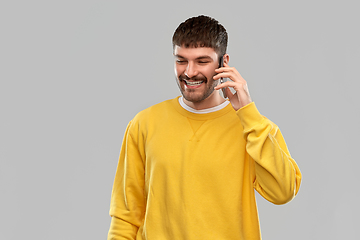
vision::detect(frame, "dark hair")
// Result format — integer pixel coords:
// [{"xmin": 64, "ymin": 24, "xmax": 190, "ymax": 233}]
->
[{"xmin": 172, "ymin": 15, "xmax": 228, "ymax": 58}]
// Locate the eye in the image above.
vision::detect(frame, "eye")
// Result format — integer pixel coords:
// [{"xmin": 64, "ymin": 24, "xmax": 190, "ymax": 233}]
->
[
  {"xmin": 198, "ymin": 61, "xmax": 210, "ymax": 64},
  {"xmin": 176, "ymin": 60, "xmax": 187, "ymax": 65}
]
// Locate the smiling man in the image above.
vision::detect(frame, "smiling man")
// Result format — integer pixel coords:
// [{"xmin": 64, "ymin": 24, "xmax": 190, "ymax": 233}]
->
[{"xmin": 108, "ymin": 15, "xmax": 302, "ymax": 240}]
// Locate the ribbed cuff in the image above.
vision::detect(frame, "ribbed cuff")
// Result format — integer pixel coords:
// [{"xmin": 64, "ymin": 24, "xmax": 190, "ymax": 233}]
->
[{"xmin": 236, "ymin": 102, "xmax": 264, "ymax": 131}]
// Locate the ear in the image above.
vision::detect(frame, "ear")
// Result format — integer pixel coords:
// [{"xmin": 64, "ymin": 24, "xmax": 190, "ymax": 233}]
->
[{"xmin": 223, "ymin": 54, "xmax": 230, "ymax": 64}]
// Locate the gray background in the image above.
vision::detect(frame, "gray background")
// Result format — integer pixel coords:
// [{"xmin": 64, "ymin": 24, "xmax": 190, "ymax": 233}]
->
[{"xmin": 1, "ymin": 0, "xmax": 359, "ymax": 239}]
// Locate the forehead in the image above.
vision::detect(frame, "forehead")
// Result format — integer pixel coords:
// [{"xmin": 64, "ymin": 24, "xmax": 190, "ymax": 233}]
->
[{"xmin": 174, "ymin": 45, "xmax": 218, "ymax": 60}]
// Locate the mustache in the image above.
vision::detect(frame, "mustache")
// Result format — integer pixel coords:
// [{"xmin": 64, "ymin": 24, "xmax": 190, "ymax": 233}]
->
[{"xmin": 179, "ymin": 74, "xmax": 207, "ymax": 82}]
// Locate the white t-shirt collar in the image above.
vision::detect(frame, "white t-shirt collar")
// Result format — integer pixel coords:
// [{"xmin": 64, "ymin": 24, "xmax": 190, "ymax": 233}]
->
[{"xmin": 178, "ymin": 96, "xmax": 229, "ymax": 114}]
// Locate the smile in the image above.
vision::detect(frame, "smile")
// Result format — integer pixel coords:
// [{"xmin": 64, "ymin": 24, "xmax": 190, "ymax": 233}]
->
[{"xmin": 183, "ymin": 79, "xmax": 204, "ymax": 86}]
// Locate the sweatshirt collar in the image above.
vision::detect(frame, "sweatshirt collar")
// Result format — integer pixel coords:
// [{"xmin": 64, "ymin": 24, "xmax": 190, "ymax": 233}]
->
[{"xmin": 172, "ymin": 96, "xmax": 233, "ymax": 120}]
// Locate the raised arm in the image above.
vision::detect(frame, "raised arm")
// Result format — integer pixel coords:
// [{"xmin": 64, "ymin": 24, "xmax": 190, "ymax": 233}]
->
[
  {"xmin": 215, "ymin": 62, "xmax": 301, "ymax": 204},
  {"xmin": 238, "ymin": 103, "xmax": 301, "ymax": 204}
]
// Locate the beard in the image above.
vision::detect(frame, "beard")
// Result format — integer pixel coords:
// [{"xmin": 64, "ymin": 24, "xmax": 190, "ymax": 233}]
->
[{"xmin": 176, "ymin": 73, "xmax": 218, "ymax": 103}]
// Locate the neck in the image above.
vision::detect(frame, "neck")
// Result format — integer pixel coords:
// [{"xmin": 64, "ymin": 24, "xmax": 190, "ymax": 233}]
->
[{"xmin": 183, "ymin": 91, "xmax": 225, "ymax": 110}]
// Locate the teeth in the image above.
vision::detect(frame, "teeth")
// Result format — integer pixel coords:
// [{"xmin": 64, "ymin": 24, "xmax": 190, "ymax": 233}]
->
[{"xmin": 184, "ymin": 80, "xmax": 204, "ymax": 86}]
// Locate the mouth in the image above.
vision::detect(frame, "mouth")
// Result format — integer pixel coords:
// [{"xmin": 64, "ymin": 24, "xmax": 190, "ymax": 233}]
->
[{"xmin": 183, "ymin": 79, "xmax": 204, "ymax": 86}]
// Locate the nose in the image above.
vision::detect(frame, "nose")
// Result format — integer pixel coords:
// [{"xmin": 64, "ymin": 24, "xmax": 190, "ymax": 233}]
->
[{"xmin": 184, "ymin": 62, "xmax": 198, "ymax": 78}]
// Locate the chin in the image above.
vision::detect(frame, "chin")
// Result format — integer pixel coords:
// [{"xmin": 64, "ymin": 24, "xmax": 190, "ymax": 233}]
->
[{"xmin": 182, "ymin": 89, "xmax": 215, "ymax": 103}]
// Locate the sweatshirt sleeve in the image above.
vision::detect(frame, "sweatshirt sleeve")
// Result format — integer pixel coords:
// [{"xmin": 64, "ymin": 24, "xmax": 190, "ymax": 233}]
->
[
  {"xmin": 108, "ymin": 121, "xmax": 146, "ymax": 239},
  {"xmin": 236, "ymin": 102, "xmax": 302, "ymax": 205}
]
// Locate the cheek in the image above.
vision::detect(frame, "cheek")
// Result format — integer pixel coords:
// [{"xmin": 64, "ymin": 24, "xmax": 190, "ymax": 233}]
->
[
  {"xmin": 203, "ymin": 68, "xmax": 216, "ymax": 79},
  {"xmin": 174, "ymin": 64, "xmax": 179, "ymax": 75},
  {"xmin": 174, "ymin": 65, "xmax": 184, "ymax": 77}
]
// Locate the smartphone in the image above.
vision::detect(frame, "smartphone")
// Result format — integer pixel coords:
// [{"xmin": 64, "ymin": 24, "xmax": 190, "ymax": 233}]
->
[{"xmin": 218, "ymin": 56, "xmax": 227, "ymax": 98}]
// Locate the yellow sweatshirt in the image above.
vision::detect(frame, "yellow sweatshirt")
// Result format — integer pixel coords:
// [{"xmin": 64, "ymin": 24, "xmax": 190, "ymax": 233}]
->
[{"xmin": 108, "ymin": 97, "xmax": 301, "ymax": 240}]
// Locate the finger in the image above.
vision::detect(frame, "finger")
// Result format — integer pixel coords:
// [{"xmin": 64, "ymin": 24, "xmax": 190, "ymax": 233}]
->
[
  {"xmin": 215, "ymin": 70, "xmax": 244, "ymax": 83},
  {"xmin": 213, "ymin": 71, "xmax": 237, "ymax": 80},
  {"xmin": 213, "ymin": 73, "xmax": 226, "ymax": 80},
  {"xmin": 220, "ymin": 87, "xmax": 233, "ymax": 99},
  {"xmin": 214, "ymin": 81, "xmax": 228, "ymax": 90},
  {"xmin": 214, "ymin": 80, "xmax": 238, "ymax": 90},
  {"xmin": 215, "ymin": 66, "xmax": 234, "ymax": 73},
  {"xmin": 216, "ymin": 64, "xmax": 244, "ymax": 77},
  {"xmin": 220, "ymin": 73, "xmax": 246, "ymax": 86},
  {"xmin": 224, "ymin": 86, "xmax": 233, "ymax": 98},
  {"xmin": 217, "ymin": 62, "xmax": 230, "ymax": 69}
]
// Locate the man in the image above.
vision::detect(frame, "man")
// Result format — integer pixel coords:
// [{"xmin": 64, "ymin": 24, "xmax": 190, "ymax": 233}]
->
[{"xmin": 108, "ymin": 15, "xmax": 301, "ymax": 240}]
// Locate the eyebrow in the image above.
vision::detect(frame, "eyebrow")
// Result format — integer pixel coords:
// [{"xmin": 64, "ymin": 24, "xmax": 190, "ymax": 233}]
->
[{"xmin": 174, "ymin": 55, "xmax": 213, "ymax": 61}]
